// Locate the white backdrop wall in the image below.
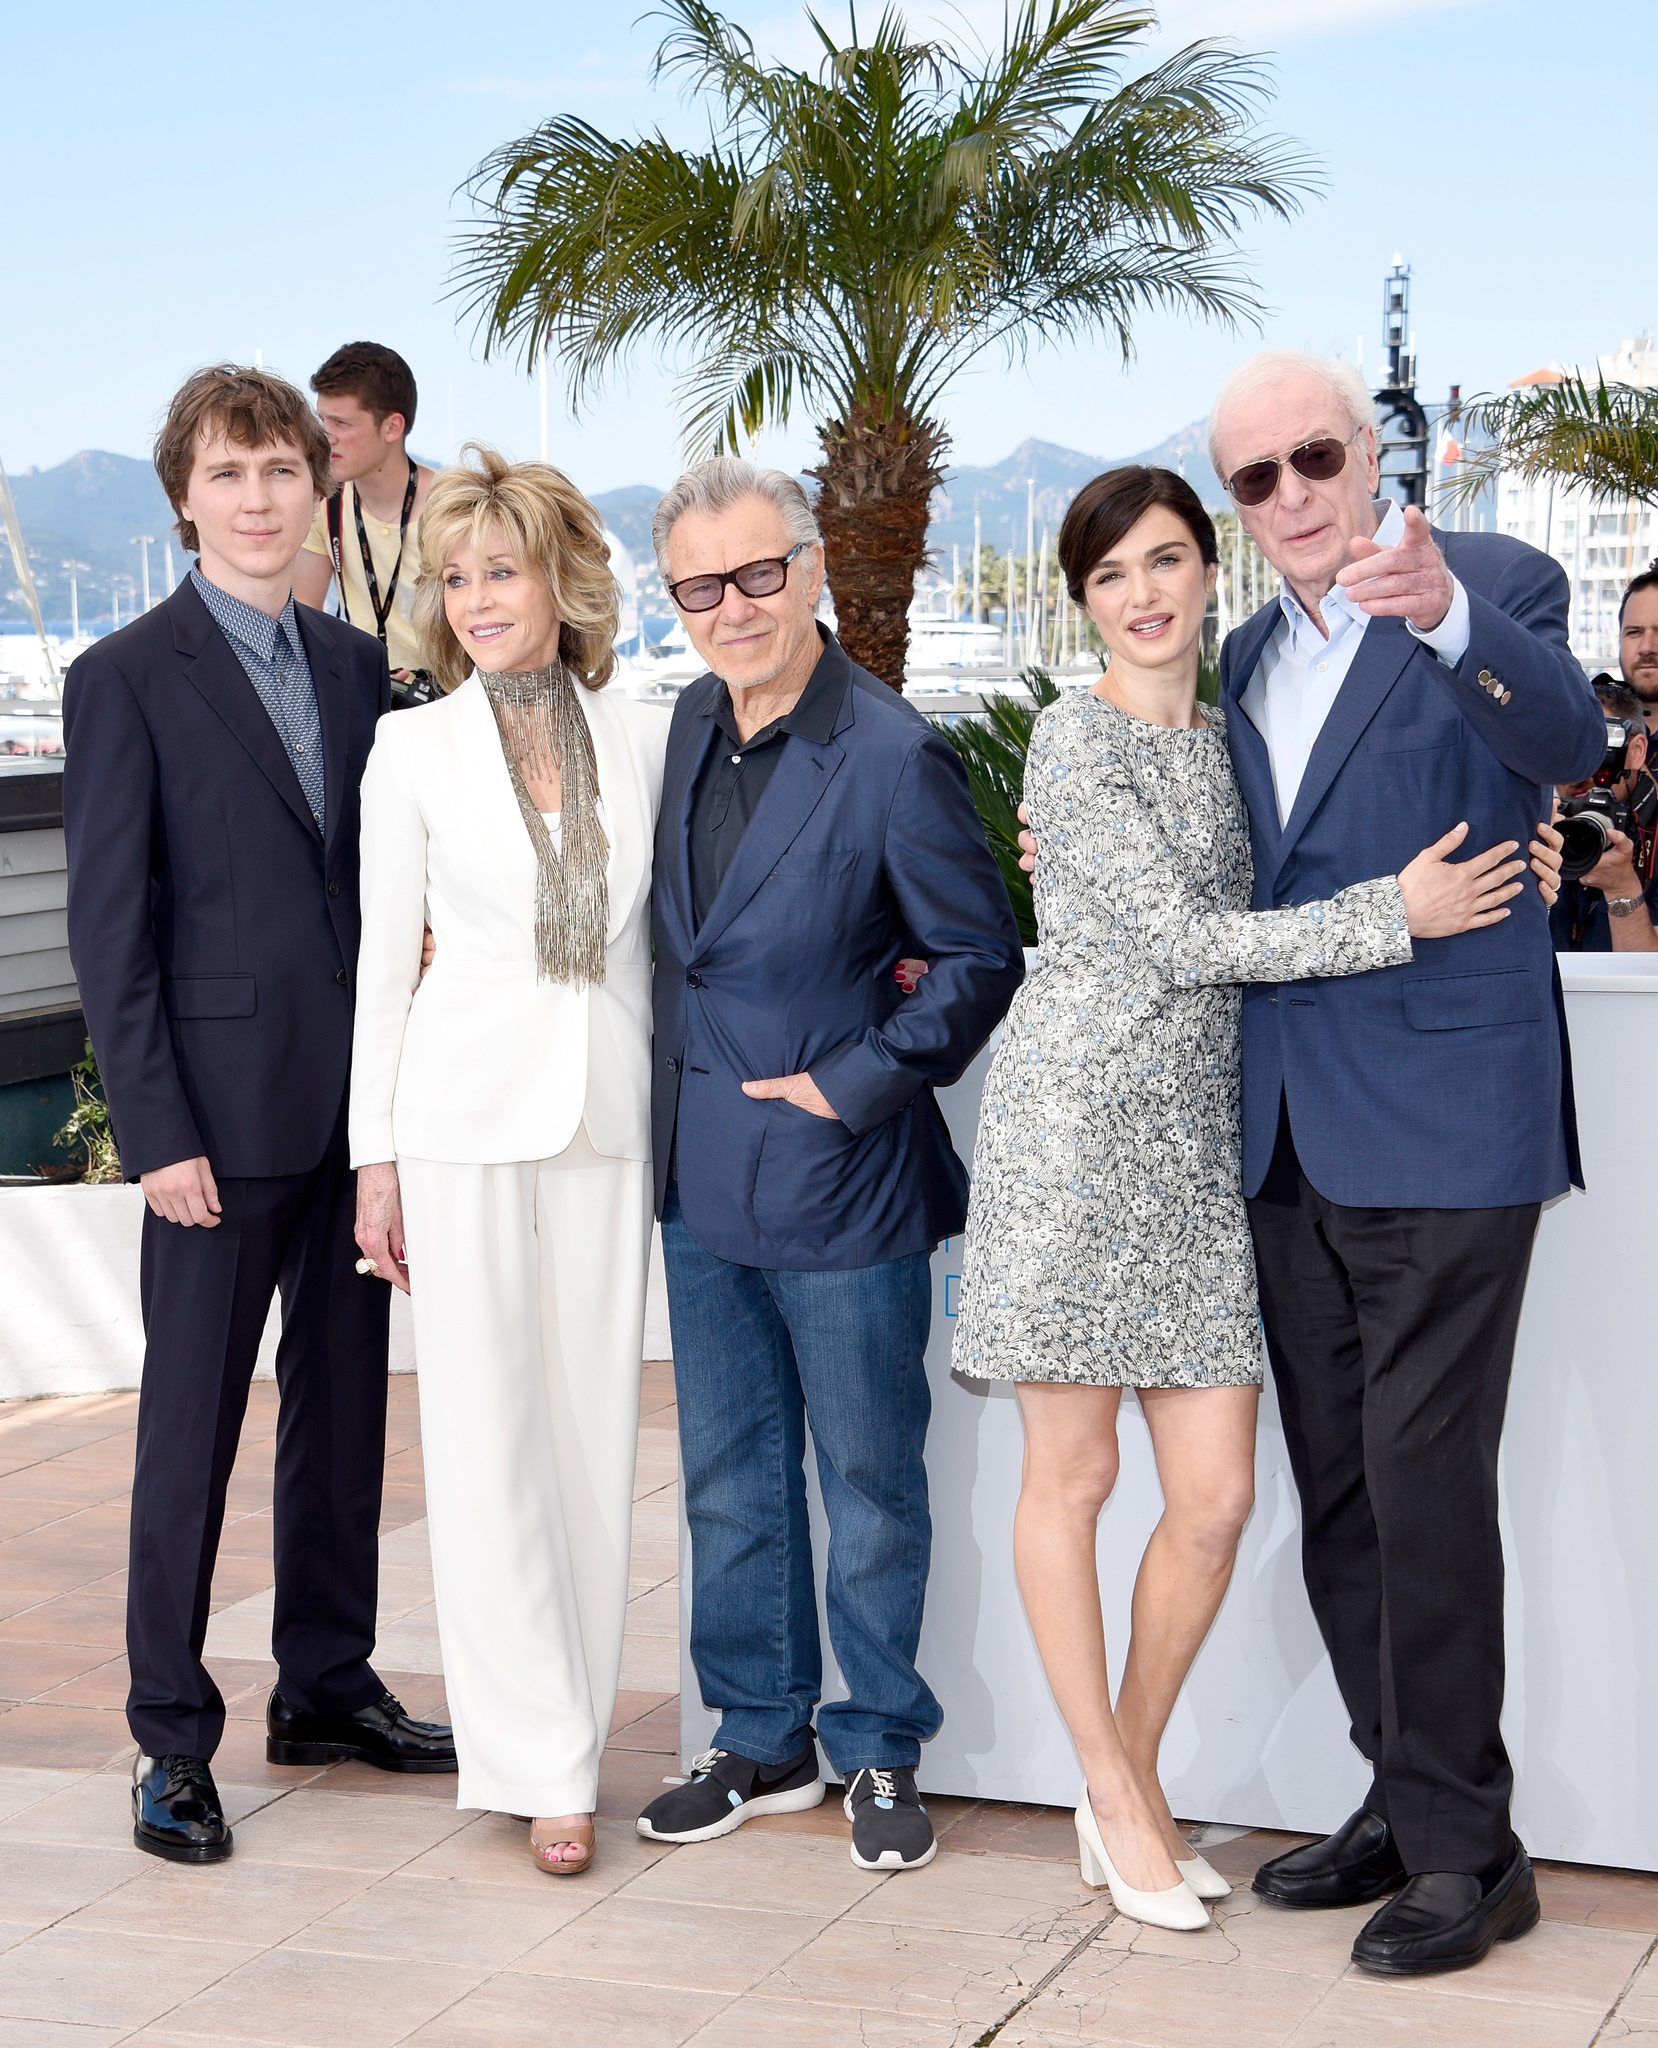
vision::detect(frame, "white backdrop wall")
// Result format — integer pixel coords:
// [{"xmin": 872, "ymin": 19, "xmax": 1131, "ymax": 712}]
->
[{"xmin": 683, "ymin": 954, "xmax": 1658, "ymax": 1870}]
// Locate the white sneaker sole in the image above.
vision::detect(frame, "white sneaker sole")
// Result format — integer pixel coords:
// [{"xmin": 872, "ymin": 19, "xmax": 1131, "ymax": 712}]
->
[
  {"xmin": 849, "ymin": 1835, "xmax": 938, "ymax": 1871},
  {"xmin": 636, "ymin": 1776, "xmax": 825, "ymax": 1844},
  {"xmin": 843, "ymin": 1786, "xmax": 939, "ymax": 1870}
]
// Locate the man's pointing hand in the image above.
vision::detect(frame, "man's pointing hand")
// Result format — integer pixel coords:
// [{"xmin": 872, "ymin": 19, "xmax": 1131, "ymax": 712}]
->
[{"xmin": 1337, "ymin": 503, "xmax": 1455, "ymax": 633}]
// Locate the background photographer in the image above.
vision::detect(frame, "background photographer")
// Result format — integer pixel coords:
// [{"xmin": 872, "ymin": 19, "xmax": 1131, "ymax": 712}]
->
[
  {"xmin": 1549, "ymin": 677, "xmax": 1658, "ymax": 953},
  {"xmin": 1620, "ymin": 568, "xmax": 1658, "ymax": 738},
  {"xmin": 292, "ymin": 342, "xmax": 436, "ymax": 704}
]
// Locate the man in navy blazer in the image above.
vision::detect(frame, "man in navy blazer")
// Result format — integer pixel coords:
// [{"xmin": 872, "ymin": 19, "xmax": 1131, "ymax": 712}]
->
[
  {"xmin": 1206, "ymin": 353, "xmax": 1604, "ymax": 1974},
  {"xmin": 634, "ymin": 461, "xmax": 1023, "ymax": 1874},
  {"xmin": 63, "ymin": 367, "xmax": 454, "ymax": 1866}
]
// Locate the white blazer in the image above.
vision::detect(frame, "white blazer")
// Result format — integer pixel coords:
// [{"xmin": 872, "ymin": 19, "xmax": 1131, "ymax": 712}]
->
[{"xmin": 348, "ymin": 675, "xmax": 668, "ymax": 1167}]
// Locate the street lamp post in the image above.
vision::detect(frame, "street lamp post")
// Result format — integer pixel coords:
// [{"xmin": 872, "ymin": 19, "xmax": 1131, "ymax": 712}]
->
[
  {"xmin": 132, "ymin": 535, "xmax": 156, "ymax": 613},
  {"xmin": 63, "ymin": 560, "xmax": 89, "ymax": 639}
]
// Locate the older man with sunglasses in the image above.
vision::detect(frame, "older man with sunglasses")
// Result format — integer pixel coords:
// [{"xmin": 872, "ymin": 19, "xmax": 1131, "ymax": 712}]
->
[
  {"xmin": 1201, "ymin": 352, "xmax": 1603, "ymax": 1973},
  {"xmin": 635, "ymin": 458, "xmax": 1023, "ymax": 1874}
]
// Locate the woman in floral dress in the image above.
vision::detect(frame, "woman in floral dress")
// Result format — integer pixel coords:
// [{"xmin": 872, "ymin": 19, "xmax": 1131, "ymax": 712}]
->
[{"xmin": 951, "ymin": 466, "xmax": 1559, "ymax": 1930}]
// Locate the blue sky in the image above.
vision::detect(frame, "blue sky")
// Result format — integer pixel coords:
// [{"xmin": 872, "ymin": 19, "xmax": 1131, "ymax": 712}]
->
[{"xmin": 4, "ymin": 0, "xmax": 1651, "ymax": 492}]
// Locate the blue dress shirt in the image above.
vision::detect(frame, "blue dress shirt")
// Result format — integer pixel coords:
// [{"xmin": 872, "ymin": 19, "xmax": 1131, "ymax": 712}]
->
[
  {"xmin": 189, "ymin": 567, "xmax": 326, "ymax": 830},
  {"xmin": 1239, "ymin": 499, "xmax": 1472, "ymax": 826}
]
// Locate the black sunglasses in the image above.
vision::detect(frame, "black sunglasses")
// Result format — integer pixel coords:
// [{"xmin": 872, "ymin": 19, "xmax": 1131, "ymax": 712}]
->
[
  {"xmin": 667, "ymin": 542, "xmax": 809, "ymax": 614},
  {"xmin": 1225, "ymin": 429, "xmax": 1365, "ymax": 509}
]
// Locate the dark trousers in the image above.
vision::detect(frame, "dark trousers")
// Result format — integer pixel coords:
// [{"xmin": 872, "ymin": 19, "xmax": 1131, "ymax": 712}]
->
[
  {"xmin": 125, "ymin": 1103, "xmax": 390, "ymax": 1759},
  {"xmin": 1245, "ymin": 1099, "xmax": 1539, "ymax": 1877},
  {"xmin": 661, "ymin": 1184, "xmax": 940, "ymax": 1776}
]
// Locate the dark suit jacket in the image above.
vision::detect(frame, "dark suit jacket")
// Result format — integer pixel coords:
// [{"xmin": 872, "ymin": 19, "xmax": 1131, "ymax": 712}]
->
[
  {"xmin": 652, "ymin": 633, "xmax": 1025, "ymax": 1271},
  {"xmin": 1221, "ymin": 528, "xmax": 1605, "ymax": 1208},
  {"xmin": 62, "ymin": 579, "xmax": 391, "ymax": 1180}
]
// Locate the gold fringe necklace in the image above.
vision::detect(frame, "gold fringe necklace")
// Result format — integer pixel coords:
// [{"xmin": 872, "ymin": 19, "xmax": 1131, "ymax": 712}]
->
[{"xmin": 480, "ymin": 663, "xmax": 609, "ymax": 986}]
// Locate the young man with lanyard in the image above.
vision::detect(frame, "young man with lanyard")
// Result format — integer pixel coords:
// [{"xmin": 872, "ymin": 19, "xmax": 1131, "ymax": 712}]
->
[{"xmin": 293, "ymin": 343, "xmax": 436, "ymax": 704}]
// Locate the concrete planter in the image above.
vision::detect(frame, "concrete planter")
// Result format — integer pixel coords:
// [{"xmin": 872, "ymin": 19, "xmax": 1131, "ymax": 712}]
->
[
  {"xmin": 0, "ymin": 1181, "xmax": 669, "ymax": 1402},
  {"xmin": 0, "ymin": 1183, "xmax": 417, "ymax": 1401}
]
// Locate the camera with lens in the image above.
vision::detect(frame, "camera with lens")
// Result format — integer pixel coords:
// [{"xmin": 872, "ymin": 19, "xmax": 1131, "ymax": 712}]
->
[{"xmin": 1557, "ymin": 714, "xmax": 1658, "ymax": 883}]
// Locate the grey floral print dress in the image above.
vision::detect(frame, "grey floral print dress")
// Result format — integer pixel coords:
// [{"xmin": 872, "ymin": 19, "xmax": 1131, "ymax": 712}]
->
[{"xmin": 952, "ymin": 689, "xmax": 1412, "ymax": 1388}]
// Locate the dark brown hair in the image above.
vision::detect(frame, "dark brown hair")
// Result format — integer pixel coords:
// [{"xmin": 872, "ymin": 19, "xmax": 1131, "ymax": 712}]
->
[
  {"xmin": 1621, "ymin": 567, "xmax": 1658, "ymax": 625},
  {"xmin": 154, "ymin": 365, "xmax": 333, "ymax": 554},
  {"xmin": 311, "ymin": 341, "xmax": 418, "ymax": 435},
  {"xmin": 1057, "ymin": 466, "xmax": 1218, "ymax": 603}
]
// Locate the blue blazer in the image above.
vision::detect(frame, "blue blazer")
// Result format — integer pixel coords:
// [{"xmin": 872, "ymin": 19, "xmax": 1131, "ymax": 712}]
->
[
  {"xmin": 63, "ymin": 579, "xmax": 390, "ymax": 1180},
  {"xmin": 652, "ymin": 634, "xmax": 1025, "ymax": 1270},
  {"xmin": 1221, "ymin": 529, "xmax": 1605, "ymax": 1208}
]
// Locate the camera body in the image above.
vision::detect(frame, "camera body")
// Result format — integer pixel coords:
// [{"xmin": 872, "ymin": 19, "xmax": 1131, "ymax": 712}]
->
[{"xmin": 1557, "ymin": 715, "xmax": 1658, "ymax": 884}]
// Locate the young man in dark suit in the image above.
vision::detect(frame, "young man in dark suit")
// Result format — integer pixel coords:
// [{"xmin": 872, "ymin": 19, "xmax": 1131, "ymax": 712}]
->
[{"xmin": 63, "ymin": 365, "xmax": 455, "ymax": 1866}]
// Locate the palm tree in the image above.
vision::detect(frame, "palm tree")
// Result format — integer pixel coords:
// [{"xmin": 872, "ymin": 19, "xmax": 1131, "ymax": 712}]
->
[
  {"xmin": 454, "ymin": 0, "xmax": 1313, "ymax": 685},
  {"xmin": 1445, "ymin": 375, "xmax": 1658, "ymax": 512}
]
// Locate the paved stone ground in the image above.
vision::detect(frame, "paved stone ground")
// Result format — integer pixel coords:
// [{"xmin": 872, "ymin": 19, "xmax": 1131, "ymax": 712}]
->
[{"xmin": 4, "ymin": 1374, "xmax": 1658, "ymax": 2046}]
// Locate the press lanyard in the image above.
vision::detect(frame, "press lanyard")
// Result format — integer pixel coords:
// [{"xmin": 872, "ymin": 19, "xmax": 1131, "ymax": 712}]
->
[{"xmin": 338, "ymin": 458, "xmax": 418, "ymax": 650}]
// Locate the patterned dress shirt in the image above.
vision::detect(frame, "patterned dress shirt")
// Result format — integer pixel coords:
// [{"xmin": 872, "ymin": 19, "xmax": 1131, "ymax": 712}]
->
[{"xmin": 190, "ymin": 568, "xmax": 326, "ymax": 830}]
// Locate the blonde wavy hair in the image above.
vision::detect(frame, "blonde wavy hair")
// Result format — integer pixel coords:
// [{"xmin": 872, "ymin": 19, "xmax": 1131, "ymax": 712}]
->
[{"xmin": 414, "ymin": 444, "xmax": 619, "ymax": 693}]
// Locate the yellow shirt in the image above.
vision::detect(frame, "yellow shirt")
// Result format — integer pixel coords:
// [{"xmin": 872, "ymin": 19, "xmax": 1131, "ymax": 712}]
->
[{"xmin": 302, "ymin": 483, "xmax": 426, "ymax": 674}]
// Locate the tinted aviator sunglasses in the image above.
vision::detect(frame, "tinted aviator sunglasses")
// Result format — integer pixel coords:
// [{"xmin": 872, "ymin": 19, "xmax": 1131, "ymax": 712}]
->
[
  {"xmin": 667, "ymin": 541, "xmax": 809, "ymax": 614},
  {"xmin": 1225, "ymin": 428, "xmax": 1365, "ymax": 508}
]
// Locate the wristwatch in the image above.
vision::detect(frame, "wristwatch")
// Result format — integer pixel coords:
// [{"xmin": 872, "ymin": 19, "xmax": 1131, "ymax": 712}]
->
[{"xmin": 1606, "ymin": 894, "xmax": 1648, "ymax": 918}]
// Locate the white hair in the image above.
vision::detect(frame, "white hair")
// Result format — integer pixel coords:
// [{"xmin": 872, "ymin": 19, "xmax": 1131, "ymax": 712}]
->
[
  {"xmin": 652, "ymin": 457, "xmax": 822, "ymax": 577},
  {"xmin": 1207, "ymin": 352, "xmax": 1379, "ymax": 478}
]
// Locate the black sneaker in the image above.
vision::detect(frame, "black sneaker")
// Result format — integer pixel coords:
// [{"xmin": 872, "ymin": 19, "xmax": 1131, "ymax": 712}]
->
[
  {"xmin": 636, "ymin": 1732, "xmax": 825, "ymax": 1843},
  {"xmin": 844, "ymin": 1765, "xmax": 936, "ymax": 1870}
]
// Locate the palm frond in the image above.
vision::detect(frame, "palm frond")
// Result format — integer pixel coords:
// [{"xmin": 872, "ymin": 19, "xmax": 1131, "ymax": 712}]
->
[
  {"xmin": 933, "ymin": 667, "xmax": 1062, "ymax": 945},
  {"xmin": 1444, "ymin": 376, "xmax": 1658, "ymax": 510},
  {"xmin": 452, "ymin": 0, "xmax": 1316, "ymax": 444}
]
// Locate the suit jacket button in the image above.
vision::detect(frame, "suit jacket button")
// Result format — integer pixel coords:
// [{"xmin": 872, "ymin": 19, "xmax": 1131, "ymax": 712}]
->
[
  {"xmin": 1479, "ymin": 669, "xmax": 1492, "ymax": 683},
  {"xmin": 686, "ymin": 971, "xmax": 704, "ymax": 988},
  {"xmin": 336, "ymin": 969, "xmax": 348, "ymax": 986},
  {"xmin": 666, "ymin": 1056, "xmax": 680, "ymax": 1073},
  {"xmin": 1500, "ymin": 690, "xmax": 1512, "ymax": 705},
  {"xmin": 327, "ymin": 880, "xmax": 340, "ymax": 897}
]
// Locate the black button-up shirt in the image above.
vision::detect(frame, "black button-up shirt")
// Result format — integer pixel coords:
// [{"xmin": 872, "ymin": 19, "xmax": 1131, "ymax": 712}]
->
[{"xmin": 687, "ymin": 636, "xmax": 848, "ymax": 929}]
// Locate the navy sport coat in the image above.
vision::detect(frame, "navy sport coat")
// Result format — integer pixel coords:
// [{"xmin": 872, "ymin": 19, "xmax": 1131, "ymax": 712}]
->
[
  {"xmin": 1222, "ymin": 527, "xmax": 1605, "ymax": 1208},
  {"xmin": 652, "ymin": 632, "xmax": 1025, "ymax": 1270},
  {"xmin": 62, "ymin": 578, "xmax": 390, "ymax": 1180}
]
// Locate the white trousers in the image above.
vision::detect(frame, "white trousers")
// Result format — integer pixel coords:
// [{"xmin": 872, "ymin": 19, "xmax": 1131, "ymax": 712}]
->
[{"xmin": 399, "ymin": 1128, "xmax": 649, "ymax": 1815}]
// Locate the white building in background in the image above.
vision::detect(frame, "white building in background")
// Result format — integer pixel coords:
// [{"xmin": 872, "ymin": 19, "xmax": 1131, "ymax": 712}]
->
[{"xmin": 1493, "ymin": 335, "xmax": 1657, "ymax": 672}]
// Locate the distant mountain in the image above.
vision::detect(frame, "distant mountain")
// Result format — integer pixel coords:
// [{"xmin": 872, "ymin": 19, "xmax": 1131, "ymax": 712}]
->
[
  {"xmin": 591, "ymin": 485, "xmax": 664, "ymax": 567},
  {"xmin": 927, "ymin": 422, "xmax": 1222, "ymax": 556},
  {"xmin": 2, "ymin": 427, "xmax": 1223, "ymax": 629},
  {"xmin": 1, "ymin": 451, "xmax": 181, "ymax": 626}
]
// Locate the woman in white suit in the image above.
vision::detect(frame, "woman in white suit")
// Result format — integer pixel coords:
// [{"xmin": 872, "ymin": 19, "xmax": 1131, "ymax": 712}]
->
[{"xmin": 350, "ymin": 446, "xmax": 666, "ymax": 1876}]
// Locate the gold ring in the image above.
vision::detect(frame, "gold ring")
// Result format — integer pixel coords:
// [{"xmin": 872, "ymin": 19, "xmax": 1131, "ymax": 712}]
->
[{"xmin": 355, "ymin": 1257, "xmax": 380, "ymax": 1276}]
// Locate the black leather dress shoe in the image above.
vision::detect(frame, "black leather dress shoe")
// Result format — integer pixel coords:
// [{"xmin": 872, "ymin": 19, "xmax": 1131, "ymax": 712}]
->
[
  {"xmin": 132, "ymin": 1753, "xmax": 232, "ymax": 1863},
  {"xmin": 265, "ymin": 1685, "xmax": 457, "ymax": 1773},
  {"xmin": 1352, "ymin": 1843, "xmax": 1539, "ymax": 1975},
  {"xmin": 1252, "ymin": 1807, "xmax": 1406, "ymax": 1908}
]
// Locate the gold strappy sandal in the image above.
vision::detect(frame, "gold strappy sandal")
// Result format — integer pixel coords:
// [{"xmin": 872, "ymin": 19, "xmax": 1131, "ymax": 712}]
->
[{"xmin": 530, "ymin": 1817, "xmax": 595, "ymax": 1876}]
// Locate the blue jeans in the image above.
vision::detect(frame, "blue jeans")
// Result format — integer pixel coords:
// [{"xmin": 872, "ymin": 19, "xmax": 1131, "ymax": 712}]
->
[{"xmin": 662, "ymin": 1184, "xmax": 940, "ymax": 1774}]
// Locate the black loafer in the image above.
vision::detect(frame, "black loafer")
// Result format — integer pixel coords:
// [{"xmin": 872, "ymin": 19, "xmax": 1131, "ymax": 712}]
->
[
  {"xmin": 265, "ymin": 1684, "xmax": 457, "ymax": 1773},
  {"xmin": 132, "ymin": 1753, "xmax": 232, "ymax": 1863},
  {"xmin": 1252, "ymin": 1807, "xmax": 1406, "ymax": 1908},
  {"xmin": 1352, "ymin": 1843, "xmax": 1539, "ymax": 1976}
]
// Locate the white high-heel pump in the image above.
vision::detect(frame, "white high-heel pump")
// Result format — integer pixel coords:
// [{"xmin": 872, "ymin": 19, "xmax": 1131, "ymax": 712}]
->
[
  {"xmin": 1074, "ymin": 1792, "xmax": 1210, "ymax": 1930},
  {"xmin": 1176, "ymin": 1852, "xmax": 1232, "ymax": 1901}
]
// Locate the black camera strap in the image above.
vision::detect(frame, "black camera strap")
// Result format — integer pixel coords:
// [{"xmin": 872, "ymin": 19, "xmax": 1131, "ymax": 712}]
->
[{"xmin": 347, "ymin": 458, "xmax": 419, "ymax": 652}]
